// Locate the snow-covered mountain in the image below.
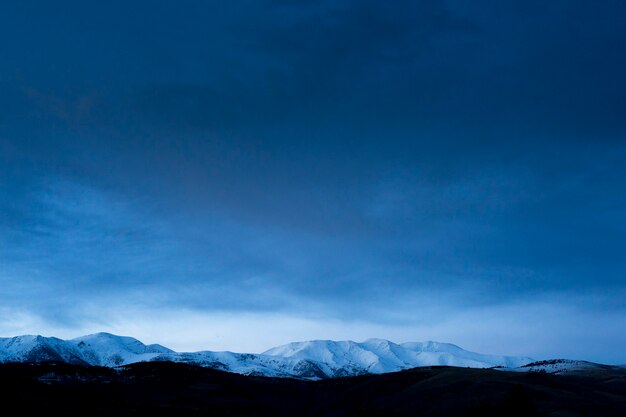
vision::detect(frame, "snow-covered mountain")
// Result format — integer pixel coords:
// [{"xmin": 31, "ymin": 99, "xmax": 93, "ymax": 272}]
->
[
  {"xmin": 0, "ymin": 333, "xmax": 173, "ymax": 367},
  {"xmin": 0, "ymin": 333, "xmax": 534, "ymax": 379},
  {"xmin": 262, "ymin": 338, "xmax": 533, "ymax": 377},
  {"xmin": 511, "ymin": 359, "xmax": 618, "ymax": 375}
]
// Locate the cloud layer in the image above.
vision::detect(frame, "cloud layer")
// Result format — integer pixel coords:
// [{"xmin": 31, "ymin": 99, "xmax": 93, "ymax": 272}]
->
[{"xmin": 0, "ymin": 1, "xmax": 625, "ymax": 362}]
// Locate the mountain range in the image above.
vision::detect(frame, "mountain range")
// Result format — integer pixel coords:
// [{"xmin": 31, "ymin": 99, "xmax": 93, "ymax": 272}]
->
[{"xmin": 0, "ymin": 332, "xmax": 547, "ymax": 379}]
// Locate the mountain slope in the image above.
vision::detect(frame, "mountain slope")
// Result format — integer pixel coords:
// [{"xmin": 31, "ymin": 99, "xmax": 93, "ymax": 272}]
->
[
  {"xmin": 262, "ymin": 338, "xmax": 534, "ymax": 377},
  {"xmin": 513, "ymin": 359, "xmax": 619, "ymax": 375},
  {"xmin": 401, "ymin": 340, "xmax": 532, "ymax": 368},
  {"xmin": 70, "ymin": 332, "xmax": 174, "ymax": 366},
  {"xmin": 0, "ymin": 335, "xmax": 89, "ymax": 365},
  {"xmin": 0, "ymin": 333, "xmax": 173, "ymax": 367},
  {"xmin": 0, "ymin": 333, "xmax": 535, "ymax": 379}
]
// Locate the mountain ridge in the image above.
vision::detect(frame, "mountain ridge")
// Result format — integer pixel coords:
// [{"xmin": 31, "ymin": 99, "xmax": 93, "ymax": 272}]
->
[{"xmin": 0, "ymin": 332, "xmax": 542, "ymax": 379}]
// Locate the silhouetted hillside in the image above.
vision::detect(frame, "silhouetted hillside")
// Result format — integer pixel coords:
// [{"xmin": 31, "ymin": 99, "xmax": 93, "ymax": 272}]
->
[{"xmin": 0, "ymin": 361, "xmax": 624, "ymax": 416}]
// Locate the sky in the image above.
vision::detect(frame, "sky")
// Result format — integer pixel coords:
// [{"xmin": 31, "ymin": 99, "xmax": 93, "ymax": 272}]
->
[{"xmin": 0, "ymin": 0, "xmax": 625, "ymax": 363}]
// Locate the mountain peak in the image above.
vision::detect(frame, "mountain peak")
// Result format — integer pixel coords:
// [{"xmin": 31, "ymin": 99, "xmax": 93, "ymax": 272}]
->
[
  {"xmin": 362, "ymin": 338, "xmax": 394, "ymax": 344},
  {"xmin": 401, "ymin": 341, "xmax": 463, "ymax": 352},
  {"xmin": 73, "ymin": 332, "xmax": 139, "ymax": 342},
  {"xmin": 82, "ymin": 331, "xmax": 117, "ymax": 337}
]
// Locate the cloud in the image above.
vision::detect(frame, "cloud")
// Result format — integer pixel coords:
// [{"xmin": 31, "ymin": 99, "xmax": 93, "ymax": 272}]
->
[{"xmin": 0, "ymin": 1, "xmax": 625, "ymax": 362}]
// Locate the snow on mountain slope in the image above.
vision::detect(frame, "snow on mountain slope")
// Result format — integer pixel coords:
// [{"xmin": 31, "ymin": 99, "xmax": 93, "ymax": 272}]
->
[
  {"xmin": 154, "ymin": 350, "xmax": 329, "ymax": 379},
  {"xmin": 0, "ymin": 333, "xmax": 173, "ymax": 367},
  {"xmin": 263, "ymin": 339, "xmax": 381, "ymax": 376},
  {"xmin": 0, "ymin": 335, "xmax": 88, "ymax": 365},
  {"xmin": 70, "ymin": 332, "xmax": 174, "ymax": 366},
  {"xmin": 262, "ymin": 338, "xmax": 534, "ymax": 377},
  {"xmin": 401, "ymin": 341, "xmax": 533, "ymax": 368},
  {"xmin": 512, "ymin": 359, "xmax": 619, "ymax": 375},
  {"xmin": 0, "ymin": 333, "xmax": 535, "ymax": 379}
]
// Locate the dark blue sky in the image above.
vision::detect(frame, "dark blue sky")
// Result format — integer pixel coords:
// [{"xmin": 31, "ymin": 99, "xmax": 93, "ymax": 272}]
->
[{"xmin": 1, "ymin": 1, "xmax": 625, "ymax": 362}]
